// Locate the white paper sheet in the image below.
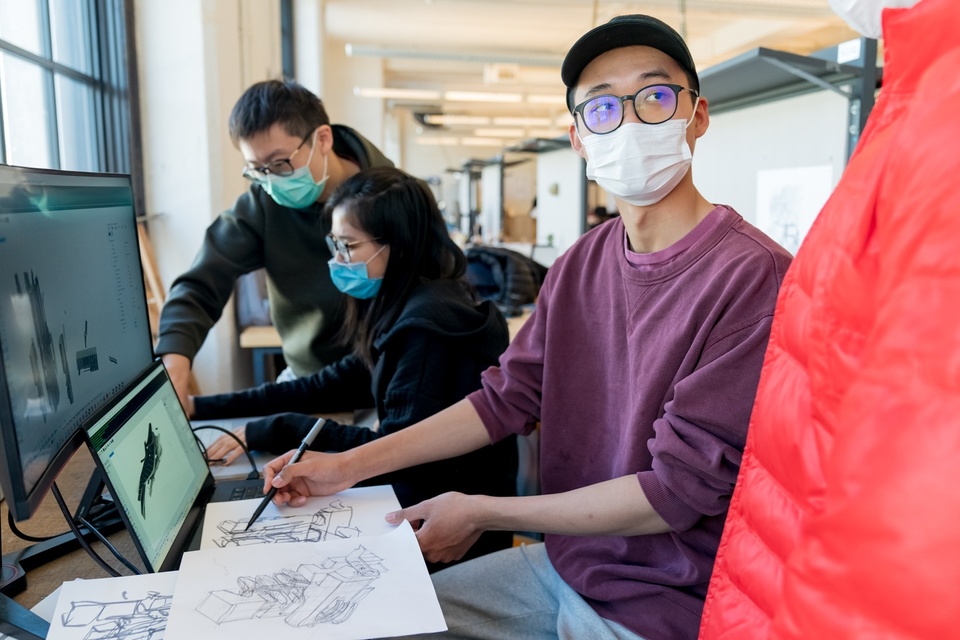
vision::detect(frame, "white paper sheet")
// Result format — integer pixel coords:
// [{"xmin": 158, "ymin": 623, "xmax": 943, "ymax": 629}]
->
[
  {"xmin": 165, "ymin": 520, "xmax": 446, "ymax": 639},
  {"xmin": 756, "ymin": 164, "xmax": 834, "ymax": 255},
  {"xmin": 46, "ymin": 572, "xmax": 178, "ymax": 640},
  {"xmin": 199, "ymin": 485, "xmax": 402, "ymax": 549}
]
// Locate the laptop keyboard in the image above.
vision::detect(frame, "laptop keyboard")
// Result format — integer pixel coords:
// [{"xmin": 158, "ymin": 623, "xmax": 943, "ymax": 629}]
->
[{"xmin": 229, "ymin": 485, "xmax": 263, "ymax": 501}]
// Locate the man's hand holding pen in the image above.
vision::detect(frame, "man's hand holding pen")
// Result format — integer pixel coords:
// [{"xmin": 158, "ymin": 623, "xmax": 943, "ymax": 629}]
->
[{"xmin": 262, "ymin": 449, "xmax": 356, "ymax": 507}]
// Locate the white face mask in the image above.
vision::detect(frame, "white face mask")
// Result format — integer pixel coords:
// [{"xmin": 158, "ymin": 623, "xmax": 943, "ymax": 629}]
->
[
  {"xmin": 579, "ymin": 100, "xmax": 698, "ymax": 207},
  {"xmin": 828, "ymin": 0, "xmax": 922, "ymax": 39}
]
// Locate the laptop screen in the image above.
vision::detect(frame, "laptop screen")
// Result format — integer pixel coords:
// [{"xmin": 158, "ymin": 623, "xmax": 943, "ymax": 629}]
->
[{"xmin": 86, "ymin": 361, "xmax": 210, "ymax": 572}]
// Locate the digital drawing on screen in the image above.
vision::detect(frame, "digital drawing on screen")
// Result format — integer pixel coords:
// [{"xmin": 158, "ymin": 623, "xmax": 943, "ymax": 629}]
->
[
  {"xmin": 137, "ymin": 423, "xmax": 162, "ymax": 518},
  {"xmin": 212, "ymin": 499, "xmax": 361, "ymax": 548},
  {"xmin": 196, "ymin": 544, "xmax": 386, "ymax": 628},
  {"xmin": 15, "ymin": 269, "xmax": 61, "ymax": 419}
]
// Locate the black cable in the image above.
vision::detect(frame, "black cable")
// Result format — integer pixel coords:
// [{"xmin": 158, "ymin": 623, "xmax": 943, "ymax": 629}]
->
[
  {"xmin": 51, "ymin": 483, "xmax": 120, "ymax": 577},
  {"xmin": 192, "ymin": 425, "xmax": 259, "ymax": 477},
  {"xmin": 7, "ymin": 509, "xmax": 70, "ymax": 542},
  {"xmin": 77, "ymin": 516, "xmax": 142, "ymax": 575}
]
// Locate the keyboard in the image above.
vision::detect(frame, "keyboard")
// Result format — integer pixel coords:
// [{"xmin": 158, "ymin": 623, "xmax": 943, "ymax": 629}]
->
[{"xmin": 228, "ymin": 484, "xmax": 263, "ymax": 501}]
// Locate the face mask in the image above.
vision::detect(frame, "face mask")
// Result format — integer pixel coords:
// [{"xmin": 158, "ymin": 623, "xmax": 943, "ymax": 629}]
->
[
  {"xmin": 828, "ymin": 0, "xmax": 921, "ymax": 39},
  {"xmin": 263, "ymin": 133, "xmax": 329, "ymax": 209},
  {"xmin": 328, "ymin": 246, "xmax": 386, "ymax": 299},
  {"xmin": 580, "ymin": 101, "xmax": 698, "ymax": 207}
]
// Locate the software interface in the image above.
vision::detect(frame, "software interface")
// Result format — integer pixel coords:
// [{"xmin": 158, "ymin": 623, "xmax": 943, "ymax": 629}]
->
[
  {"xmin": 86, "ymin": 364, "xmax": 207, "ymax": 570},
  {"xmin": 0, "ymin": 170, "xmax": 153, "ymax": 497}
]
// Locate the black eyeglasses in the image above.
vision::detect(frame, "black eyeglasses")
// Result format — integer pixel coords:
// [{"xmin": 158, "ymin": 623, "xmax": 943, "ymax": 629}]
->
[
  {"xmin": 573, "ymin": 84, "xmax": 698, "ymax": 135},
  {"xmin": 325, "ymin": 233, "xmax": 376, "ymax": 262},
  {"xmin": 242, "ymin": 131, "xmax": 314, "ymax": 183}
]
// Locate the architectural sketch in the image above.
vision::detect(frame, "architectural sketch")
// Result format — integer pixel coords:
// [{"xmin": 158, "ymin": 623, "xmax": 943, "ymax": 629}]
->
[
  {"xmin": 137, "ymin": 423, "xmax": 161, "ymax": 518},
  {"xmin": 60, "ymin": 590, "xmax": 171, "ymax": 639},
  {"xmin": 212, "ymin": 500, "xmax": 361, "ymax": 547},
  {"xmin": 196, "ymin": 545, "xmax": 386, "ymax": 628}
]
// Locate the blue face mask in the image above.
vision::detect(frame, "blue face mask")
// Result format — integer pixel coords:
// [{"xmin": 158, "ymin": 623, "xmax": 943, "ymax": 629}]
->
[
  {"xmin": 328, "ymin": 246, "xmax": 386, "ymax": 299},
  {"xmin": 264, "ymin": 140, "xmax": 328, "ymax": 209}
]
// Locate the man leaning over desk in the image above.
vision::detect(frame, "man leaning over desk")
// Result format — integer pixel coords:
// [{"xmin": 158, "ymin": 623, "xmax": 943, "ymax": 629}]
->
[{"xmin": 155, "ymin": 79, "xmax": 393, "ymax": 404}]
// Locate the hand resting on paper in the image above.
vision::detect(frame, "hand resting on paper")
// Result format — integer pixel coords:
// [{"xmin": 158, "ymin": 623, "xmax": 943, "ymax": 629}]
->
[
  {"xmin": 263, "ymin": 449, "xmax": 355, "ymax": 506},
  {"xmin": 386, "ymin": 492, "xmax": 485, "ymax": 564}
]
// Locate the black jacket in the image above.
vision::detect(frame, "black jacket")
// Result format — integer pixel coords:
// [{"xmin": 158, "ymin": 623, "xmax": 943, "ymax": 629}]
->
[
  {"xmin": 155, "ymin": 125, "xmax": 394, "ymax": 375},
  {"xmin": 193, "ymin": 279, "xmax": 518, "ymax": 567}
]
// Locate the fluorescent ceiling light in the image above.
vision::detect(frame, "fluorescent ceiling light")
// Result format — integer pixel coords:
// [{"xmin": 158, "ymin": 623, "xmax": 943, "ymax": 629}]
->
[
  {"xmin": 424, "ymin": 114, "xmax": 491, "ymax": 126},
  {"xmin": 445, "ymin": 91, "xmax": 522, "ymax": 103},
  {"xmin": 354, "ymin": 87, "xmax": 441, "ymax": 100},
  {"xmin": 528, "ymin": 129, "xmax": 568, "ymax": 139},
  {"xmin": 527, "ymin": 94, "xmax": 567, "ymax": 105},
  {"xmin": 474, "ymin": 128, "xmax": 525, "ymax": 138},
  {"xmin": 416, "ymin": 136, "xmax": 460, "ymax": 146},
  {"xmin": 461, "ymin": 137, "xmax": 512, "ymax": 147},
  {"xmin": 493, "ymin": 116, "xmax": 552, "ymax": 127}
]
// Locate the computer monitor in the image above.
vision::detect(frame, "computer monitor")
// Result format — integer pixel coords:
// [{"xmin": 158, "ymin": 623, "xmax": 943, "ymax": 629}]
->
[{"xmin": 0, "ymin": 164, "xmax": 154, "ymax": 522}]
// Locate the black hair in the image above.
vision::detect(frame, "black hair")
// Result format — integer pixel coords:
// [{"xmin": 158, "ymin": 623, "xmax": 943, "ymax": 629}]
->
[
  {"xmin": 228, "ymin": 79, "xmax": 330, "ymax": 144},
  {"xmin": 326, "ymin": 167, "xmax": 467, "ymax": 366}
]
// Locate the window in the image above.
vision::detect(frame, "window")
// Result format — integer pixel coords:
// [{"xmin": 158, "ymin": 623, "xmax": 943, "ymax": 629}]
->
[{"xmin": 0, "ymin": 0, "xmax": 138, "ymax": 175}]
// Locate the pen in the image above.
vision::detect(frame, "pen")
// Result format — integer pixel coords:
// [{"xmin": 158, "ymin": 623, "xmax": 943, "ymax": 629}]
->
[{"xmin": 243, "ymin": 418, "xmax": 325, "ymax": 531}]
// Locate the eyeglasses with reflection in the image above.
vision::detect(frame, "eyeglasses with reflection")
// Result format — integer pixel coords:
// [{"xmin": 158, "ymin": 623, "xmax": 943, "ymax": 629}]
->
[
  {"xmin": 573, "ymin": 83, "xmax": 698, "ymax": 135},
  {"xmin": 241, "ymin": 131, "xmax": 314, "ymax": 183},
  {"xmin": 325, "ymin": 233, "xmax": 377, "ymax": 262}
]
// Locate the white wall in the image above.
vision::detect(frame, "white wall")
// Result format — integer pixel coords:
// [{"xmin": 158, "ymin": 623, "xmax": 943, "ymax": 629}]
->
[
  {"xmin": 536, "ymin": 148, "xmax": 585, "ymax": 255},
  {"xmin": 694, "ymin": 90, "xmax": 849, "ymax": 226},
  {"xmin": 135, "ymin": 0, "xmax": 282, "ymax": 394}
]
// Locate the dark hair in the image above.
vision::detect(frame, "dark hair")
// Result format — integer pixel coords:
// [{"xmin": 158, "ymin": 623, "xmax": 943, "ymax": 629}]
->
[
  {"xmin": 228, "ymin": 79, "xmax": 330, "ymax": 144},
  {"xmin": 327, "ymin": 167, "xmax": 467, "ymax": 366}
]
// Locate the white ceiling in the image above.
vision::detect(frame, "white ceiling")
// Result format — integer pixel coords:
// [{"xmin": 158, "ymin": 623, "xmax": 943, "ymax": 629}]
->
[{"xmin": 323, "ymin": 0, "xmax": 859, "ymax": 143}]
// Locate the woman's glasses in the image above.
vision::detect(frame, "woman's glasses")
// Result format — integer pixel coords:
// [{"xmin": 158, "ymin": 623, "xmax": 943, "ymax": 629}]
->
[
  {"xmin": 325, "ymin": 233, "xmax": 376, "ymax": 262},
  {"xmin": 573, "ymin": 83, "xmax": 698, "ymax": 135}
]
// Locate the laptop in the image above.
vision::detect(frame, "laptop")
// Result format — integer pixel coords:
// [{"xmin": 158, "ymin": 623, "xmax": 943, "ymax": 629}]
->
[{"xmin": 84, "ymin": 360, "xmax": 266, "ymax": 573}]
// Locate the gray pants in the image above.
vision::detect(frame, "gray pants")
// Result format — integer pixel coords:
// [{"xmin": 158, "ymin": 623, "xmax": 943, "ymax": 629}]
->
[{"xmin": 397, "ymin": 542, "xmax": 646, "ymax": 640}]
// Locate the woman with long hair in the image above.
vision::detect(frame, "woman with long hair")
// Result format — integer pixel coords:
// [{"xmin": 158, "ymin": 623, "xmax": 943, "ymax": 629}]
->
[{"xmin": 192, "ymin": 167, "xmax": 517, "ymax": 567}]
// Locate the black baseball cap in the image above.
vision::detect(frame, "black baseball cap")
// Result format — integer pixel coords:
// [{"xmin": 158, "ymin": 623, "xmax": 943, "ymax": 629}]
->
[{"xmin": 561, "ymin": 15, "xmax": 699, "ymax": 112}]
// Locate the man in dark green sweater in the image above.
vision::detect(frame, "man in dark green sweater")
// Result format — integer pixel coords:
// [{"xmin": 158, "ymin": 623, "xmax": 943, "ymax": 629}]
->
[{"xmin": 155, "ymin": 80, "xmax": 393, "ymax": 404}]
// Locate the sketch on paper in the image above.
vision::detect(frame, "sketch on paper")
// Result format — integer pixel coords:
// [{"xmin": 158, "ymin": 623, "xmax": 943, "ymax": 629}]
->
[
  {"xmin": 47, "ymin": 573, "xmax": 179, "ymax": 640},
  {"xmin": 196, "ymin": 545, "xmax": 385, "ymax": 628},
  {"xmin": 60, "ymin": 590, "xmax": 171, "ymax": 639},
  {"xmin": 756, "ymin": 165, "xmax": 834, "ymax": 255},
  {"xmin": 199, "ymin": 485, "xmax": 401, "ymax": 551},
  {"xmin": 166, "ymin": 521, "xmax": 447, "ymax": 639},
  {"xmin": 211, "ymin": 499, "xmax": 361, "ymax": 547}
]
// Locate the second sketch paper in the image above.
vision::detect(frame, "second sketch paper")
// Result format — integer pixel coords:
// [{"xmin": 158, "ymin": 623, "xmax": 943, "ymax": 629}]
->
[
  {"xmin": 165, "ymin": 520, "xmax": 446, "ymax": 639},
  {"xmin": 199, "ymin": 484, "xmax": 402, "ymax": 549}
]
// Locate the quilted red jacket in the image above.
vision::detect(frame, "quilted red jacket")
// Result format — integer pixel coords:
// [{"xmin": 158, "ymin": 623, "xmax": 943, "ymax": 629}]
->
[{"xmin": 699, "ymin": 1, "xmax": 960, "ymax": 637}]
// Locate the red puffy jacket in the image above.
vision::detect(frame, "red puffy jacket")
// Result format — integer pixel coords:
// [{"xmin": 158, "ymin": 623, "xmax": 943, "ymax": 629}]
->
[{"xmin": 700, "ymin": 1, "xmax": 960, "ymax": 637}]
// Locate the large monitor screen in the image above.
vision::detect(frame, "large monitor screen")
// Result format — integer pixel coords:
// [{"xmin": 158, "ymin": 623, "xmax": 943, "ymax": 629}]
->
[{"xmin": 0, "ymin": 165, "xmax": 154, "ymax": 521}]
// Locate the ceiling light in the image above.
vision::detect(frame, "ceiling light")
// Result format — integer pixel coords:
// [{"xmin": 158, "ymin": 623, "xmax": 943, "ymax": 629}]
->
[
  {"xmin": 528, "ymin": 129, "xmax": 569, "ymax": 139},
  {"xmin": 354, "ymin": 87, "xmax": 441, "ymax": 100},
  {"xmin": 460, "ymin": 137, "xmax": 511, "ymax": 147},
  {"xmin": 527, "ymin": 94, "xmax": 567, "ymax": 105},
  {"xmin": 416, "ymin": 136, "xmax": 460, "ymax": 146},
  {"xmin": 492, "ymin": 116, "xmax": 552, "ymax": 127},
  {"xmin": 424, "ymin": 114, "xmax": 491, "ymax": 126},
  {"xmin": 474, "ymin": 128, "xmax": 525, "ymax": 138},
  {"xmin": 445, "ymin": 91, "xmax": 522, "ymax": 103}
]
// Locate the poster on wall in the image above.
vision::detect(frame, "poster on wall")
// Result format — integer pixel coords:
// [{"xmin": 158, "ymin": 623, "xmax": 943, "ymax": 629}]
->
[{"xmin": 755, "ymin": 165, "xmax": 834, "ymax": 255}]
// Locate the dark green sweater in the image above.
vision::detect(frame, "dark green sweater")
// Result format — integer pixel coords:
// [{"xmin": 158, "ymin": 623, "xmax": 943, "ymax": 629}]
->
[{"xmin": 155, "ymin": 125, "xmax": 393, "ymax": 376}]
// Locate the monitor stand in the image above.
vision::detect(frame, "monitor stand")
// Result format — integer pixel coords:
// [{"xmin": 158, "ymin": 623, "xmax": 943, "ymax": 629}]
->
[{"xmin": 1, "ymin": 468, "xmax": 124, "ymax": 638}]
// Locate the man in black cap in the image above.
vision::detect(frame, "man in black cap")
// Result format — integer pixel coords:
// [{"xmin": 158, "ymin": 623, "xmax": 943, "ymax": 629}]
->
[{"xmin": 261, "ymin": 15, "xmax": 791, "ymax": 639}]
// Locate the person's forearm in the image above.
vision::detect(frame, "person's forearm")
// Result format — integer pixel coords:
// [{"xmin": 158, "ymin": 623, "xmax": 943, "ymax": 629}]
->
[
  {"xmin": 341, "ymin": 398, "xmax": 493, "ymax": 485},
  {"xmin": 470, "ymin": 475, "xmax": 671, "ymax": 537}
]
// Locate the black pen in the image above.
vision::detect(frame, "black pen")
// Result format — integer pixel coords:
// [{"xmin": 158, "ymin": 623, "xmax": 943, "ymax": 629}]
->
[{"xmin": 244, "ymin": 418, "xmax": 325, "ymax": 531}]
